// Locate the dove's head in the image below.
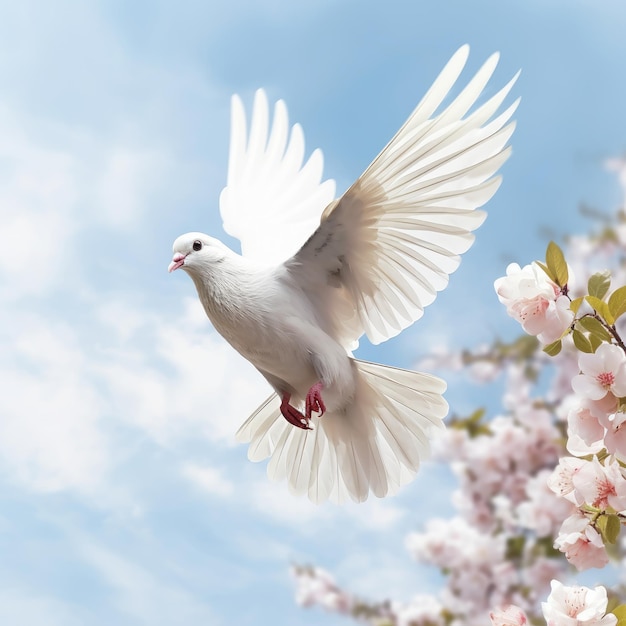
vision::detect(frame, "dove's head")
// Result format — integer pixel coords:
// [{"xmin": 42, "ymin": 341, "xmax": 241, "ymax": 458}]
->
[{"xmin": 168, "ymin": 232, "xmax": 231, "ymax": 274}]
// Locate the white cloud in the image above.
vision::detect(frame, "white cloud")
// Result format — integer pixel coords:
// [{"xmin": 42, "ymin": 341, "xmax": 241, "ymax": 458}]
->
[
  {"xmin": 181, "ymin": 461, "xmax": 234, "ymax": 497},
  {"xmin": 0, "ymin": 313, "xmax": 110, "ymax": 494},
  {"xmin": 0, "ymin": 105, "xmax": 79, "ymax": 300},
  {"xmin": 78, "ymin": 540, "xmax": 220, "ymax": 625},
  {"xmin": 228, "ymin": 531, "xmax": 295, "ymax": 564},
  {"xmin": 342, "ymin": 498, "xmax": 406, "ymax": 531},
  {"xmin": 0, "ymin": 290, "xmax": 271, "ymax": 496},
  {"xmin": 251, "ymin": 479, "xmax": 332, "ymax": 528},
  {"xmin": 95, "ymin": 147, "xmax": 173, "ymax": 229},
  {"xmin": 0, "ymin": 588, "xmax": 87, "ymax": 626},
  {"xmin": 334, "ymin": 548, "xmax": 439, "ymax": 604},
  {"xmin": 248, "ymin": 475, "xmax": 407, "ymax": 533}
]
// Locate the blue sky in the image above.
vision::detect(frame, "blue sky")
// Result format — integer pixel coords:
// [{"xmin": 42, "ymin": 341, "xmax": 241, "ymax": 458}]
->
[{"xmin": 1, "ymin": 1, "xmax": 626, "ymax": 625}]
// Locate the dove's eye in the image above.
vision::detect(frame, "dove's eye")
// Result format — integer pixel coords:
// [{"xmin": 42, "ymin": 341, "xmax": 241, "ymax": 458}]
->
[{"xmin": 192, "ymin": 240, "xmax": 202, "ymax": 251}]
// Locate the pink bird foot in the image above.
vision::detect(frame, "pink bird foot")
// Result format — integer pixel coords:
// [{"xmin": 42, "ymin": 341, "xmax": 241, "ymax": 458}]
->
[
  {"xmin": 280, "ymin": 394, "xmax": 312, "ymax": 431},
  {"xmin": 305, "ymin": 381, "xmax": 326, "ymax": 420}
]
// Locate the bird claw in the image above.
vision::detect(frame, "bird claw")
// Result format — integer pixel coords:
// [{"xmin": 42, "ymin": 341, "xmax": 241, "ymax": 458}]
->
[
  {"xmin": 280, "ymin": 396, "xmax": 312, "ymax": 431},
  {"xmin": 279, "ymin": 385, "xmax": 325, "ymax": 431},
  {"xmin": 305, "ymin": 382, "xmax": 326, "ymax": 420}
]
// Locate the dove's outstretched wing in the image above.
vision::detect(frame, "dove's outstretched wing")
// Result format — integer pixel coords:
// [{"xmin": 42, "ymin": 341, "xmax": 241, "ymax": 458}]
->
[
  {"xmin": 286, "ymin": 45, "xmax": 519, "ymax": 346},
  {"xmin": 219, "ymin": 90, "xmax": 336, "ymax": 265}
]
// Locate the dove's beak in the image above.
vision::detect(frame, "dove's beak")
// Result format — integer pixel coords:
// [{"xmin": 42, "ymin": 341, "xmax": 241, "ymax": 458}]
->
[{"xmin": 168, "ymin": 252, "xmax": 186, "ymax": 273}]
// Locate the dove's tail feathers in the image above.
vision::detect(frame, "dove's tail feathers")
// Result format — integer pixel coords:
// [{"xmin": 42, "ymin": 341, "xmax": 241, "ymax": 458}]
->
[{"xmin": 235, "ymin": 360, "xmax": 447, "ymax": 504}]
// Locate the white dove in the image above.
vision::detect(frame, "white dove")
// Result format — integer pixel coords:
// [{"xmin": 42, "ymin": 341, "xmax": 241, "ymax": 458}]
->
[{"xmin": 169, "ymin": 45, "xmax": 519, "ymax": 504}]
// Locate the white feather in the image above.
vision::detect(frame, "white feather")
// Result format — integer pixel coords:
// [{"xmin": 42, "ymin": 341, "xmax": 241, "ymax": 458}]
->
[{"xmin": 219, "ymin": 90, "xmax": 336, "ymax": 265}]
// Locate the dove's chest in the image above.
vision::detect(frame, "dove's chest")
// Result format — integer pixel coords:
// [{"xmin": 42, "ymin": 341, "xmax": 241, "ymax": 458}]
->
[{"xmin": 194, "ymin": 269, "xmax": 316, "ymax": 381}]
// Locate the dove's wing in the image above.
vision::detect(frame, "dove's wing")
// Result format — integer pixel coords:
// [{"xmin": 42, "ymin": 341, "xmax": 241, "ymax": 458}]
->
[
  {"xmin": 219, "ymin": 89, "xmax": 336, "ymax": 265},
  {"xmin": 286, "ymin": 45, "xmax": 519, "ymax": 346}
]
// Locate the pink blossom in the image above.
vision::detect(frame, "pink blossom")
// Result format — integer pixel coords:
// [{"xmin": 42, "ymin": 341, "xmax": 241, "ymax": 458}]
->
[
  {"xmin": 566, "ymin": 395, "xmax": 619, "ymax": 456},
  {"xmin": 469, "ymin": 359, "xmax": 501, "ymax": 383},
  {"xmin": 547, "ymin": 457, "xmax": 586, "ymax": 505},
  {"xmin": 406, "ymin": 516, "xmax": 512, "ymax": 612},
  {"xmin": 567, "ymin": 431, "xmax": 605, "ymax": 457},
  {"xmin": 489, "ymin": 605, "xmax": 528, "ymax": 626},
  {"xmin": 406, "ymin": 517, "xmax": 505, "ymax": 568},
  {"xmin": 602, "ymin": 411, "xmax": 626, "ymax": 461},
  {"xmin": 494, "ymin": 263, "xmax": 573, "ymax": 344},
  {"xmin": 517, "ymin": 470, "xmax": 575, "ymax": 536},
  {"xmin": 291, "ymin": 567, "xmax": 352, "ymax": 614},
  {"xmin": 541, "ymin": 580, "xmax": 616, "ymax": 626},
  {"xmin": 554, "ymin": 511, "xmax": 609, "ymax": 570},
  {"xmin": 567, "ymin": 403, "xmax": 605, "ymax": 448},
  {"xmin": 572, "ymin": 455, "xmax": 626, "ymax": 512},
  {"xmin": 522, "ymin": 558, "xmax": 568, "ymax": 602},
  {"xmin": 571, "ymin": 343, "xmax": 626, "ymax": 401},
  {"xmin": 586, "ymin": 393, "xmax": 619, "ymax": 425},
  {"xmin": 393, "ymin": 595, "xmax": 444, "ymax": 626}
]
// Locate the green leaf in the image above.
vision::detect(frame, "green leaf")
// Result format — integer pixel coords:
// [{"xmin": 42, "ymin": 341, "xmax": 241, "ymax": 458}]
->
[
  {"xmin": 606, "ymin": 514, "xmax": 621, "ymax": 544},
  {"xmin": 611, "ymin": 604, "xmax": 626, "ymax": 626},
  {"xmin": 570, "ymin": 296, "xmax": 584, "ymax": 315},
  {"xmin": 578, "ymin": 316, "xmax": 613, "ymax": 342},
  {"xmin": 588, "ymin": 270, "xmax": 611, "ymax": 300},
  {"xmin": 588, "ymin": 333, "xmax": 603, "ymax": 353},
  {"xmin": 535, "ymin": 260, "xmax": 554, "ymax": 283},
  {"xmin": 533, "ymin": 535, "xmax": 562, "ymax": 558},
  {"xmin": 450, "ymin": 408, "xmax": 492, "ymax": 438},
  {"xmin": 609, "ymin": 286, "xmax": 626, "ymax": 321},
  {"xmin": 572, "ymin": 329, "xmax": 593, "ymax": 353},
  {"xmin": 543, "ymin": 339, "xmax": 562, "ymax": 356},
  {"xmin": 505, "ymin": 535, "xmax": 526, "ymax": 560},
  {"xmin": 597, "ymin": 513, "xmax": 621, "ymax": 544},
  {"xmin": 509, "ymin": 335, "xmax": 540, "ymax": 360},
  {"xmin": 586, "ymin": 295, "xmax": 616, "ymax": 325},
  {"xmin": 546, "ymin": 241, "xmax": 568, "ymax": 287},
  {"xmin": 467, "ymin": 408, "xmax": 486, "ymax": 424}
]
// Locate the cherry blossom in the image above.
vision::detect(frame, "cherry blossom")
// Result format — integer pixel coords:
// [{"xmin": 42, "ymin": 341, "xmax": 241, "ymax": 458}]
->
[
  {"xmin": 517, "ymin": 470, "xmax": 574, "ymax": 537},
  {"xmin": 405, "ymin": 516, "xmax": 517, "ymax": 613},
  {"xmin": 489, "ymin": 605, "xmax": 528, "ymax": 626},
  {"xmin": 602, "ymin": 411, "xmax": 626, "ymax": 461},
  {"xmin": 553, "ymin": 511, "xmax": 609, "ymax": 570},
  {"xmin": 522, "ymin": 558, "xmax": 568, "ymax": 605},
  {"xmin": 572, "ymin": 455, "xmax": 626, "ymax": 513},
  {"xmin": 541, "ymin": 580, "xmax": 616, "ymax": 626},
  {"xmin": 291, "ymin": 566, "xmax": 352, "ymax": 614},
  {"xmin": 565, "ymin": 395, "xmax": 618, "ymax": 456},
  {"xmin": 567, "ymin": 403, "xmax": 605, "ymax": 452},
  {"xmin": 547, "ymin": 457, "xmax": 586, "ymax": 505},
  {"xmin": 494, "ymin": 262, "xmax": 573, "ymax": 344},
  {"xmin": 571, "ymin": 343, "xmax": 626, "ymax": 401},
  {"xmin": 392, "ymin": 595, "xmax": 444, "ymax": 626},
  {"xmin": 406, "ymin": 516, "xmax": 506, "ymax": 569}
]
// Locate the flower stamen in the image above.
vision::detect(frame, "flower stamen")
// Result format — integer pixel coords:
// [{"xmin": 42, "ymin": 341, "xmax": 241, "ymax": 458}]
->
[{"xmin": 596, "ymin": 372, "xmax": 615, "ymax": 389}]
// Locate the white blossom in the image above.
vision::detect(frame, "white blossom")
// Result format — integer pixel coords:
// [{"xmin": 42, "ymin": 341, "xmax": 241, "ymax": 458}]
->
[
  {"xmin": 554, "ymin": 511, "xmax": 609, "ymax": 571},
  {"xmin": 571, "ymin": 343, "xmax": 626, "ymax": 401},
  {"xmin": 490, "ymin": 605, "xmax": 528, "ymax": 626},
  {"xmin": 494, "ymin": 262, "xmax": 573, "ymax": 343},
  {"xmin": 541, "ymin": 580, "xmax": 616, "ymax": 626}
]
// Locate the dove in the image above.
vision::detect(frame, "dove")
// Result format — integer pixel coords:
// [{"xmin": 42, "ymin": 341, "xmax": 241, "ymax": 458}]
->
[{"xmin": 169, "ymin": 45, "xmax": 519, "ymax": 504}]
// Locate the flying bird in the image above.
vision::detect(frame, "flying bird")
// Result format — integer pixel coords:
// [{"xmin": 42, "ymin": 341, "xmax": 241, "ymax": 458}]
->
[{"xmin": 169, "ymin": 45, "xmax": 519, "ymax": 504}]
